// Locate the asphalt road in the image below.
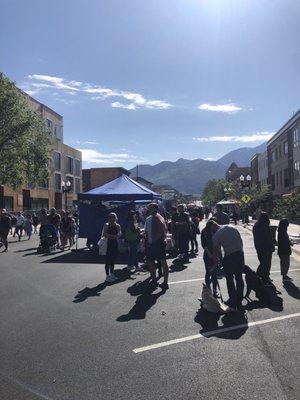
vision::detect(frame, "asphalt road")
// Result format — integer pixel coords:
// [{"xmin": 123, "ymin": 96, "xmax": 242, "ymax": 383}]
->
[{"xmin": 0, "ymin": 223, "xmax": 299, "ymax": 400}]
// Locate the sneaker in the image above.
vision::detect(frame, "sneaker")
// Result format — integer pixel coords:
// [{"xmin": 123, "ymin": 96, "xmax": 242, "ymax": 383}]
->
[
  {"xmin": 105, "ymin": 275, "xmax": 112, "ymax": 282},
  {"xmin": 283, "ymin": 275, "xmax": 293, "ymax": 282},
  {"xmin": 159, "ymin": 282, "xmax": 169, "ymax": 290},
  {"xmin": 110, "ymin": 274, "xmax": 118, "ymax": 282}
]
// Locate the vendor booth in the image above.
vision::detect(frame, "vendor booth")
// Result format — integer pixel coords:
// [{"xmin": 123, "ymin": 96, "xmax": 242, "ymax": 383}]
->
[
  {"xmin": 78, "ymin": 175, "xmax": 162, "ymax": 245},
  {"xmin": 216, "ymin": 199, "xmax": 240, "ymax": 217}
]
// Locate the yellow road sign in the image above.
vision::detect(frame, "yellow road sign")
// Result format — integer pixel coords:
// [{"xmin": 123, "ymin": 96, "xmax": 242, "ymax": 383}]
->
[{"xmin": 241, "ymin": 194, "xmax": 251, "ymax": 204}]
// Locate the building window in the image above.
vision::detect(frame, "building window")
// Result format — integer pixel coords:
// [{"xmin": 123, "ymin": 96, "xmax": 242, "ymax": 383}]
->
[
  {"xmin": 271, "ymin": 152, "xmax": 275, "ymax": 163},
  {"xmin": 293, "ymin": 127, "xmax": 299, "ymax": 148},
  {"xmin": 38, "ymin": 179, "xmax": 49, "ymax": 189},
  {"xmin": 54, "ymin": 152, "xmax": 61, "ymax": 170},
  {"xmin": 55, "ymin": 173, "xmax": 61, "ymax": 191},
  {"xmin": 65, "ymin": 156, "xmax": 73, "ymax": 174},
  {"xmin": 75, "ymin": 178, "xmax": 81, "ymax": 194},
  {"xmin": 46, "ymin": 119, "xmax": 53, "ymax": 133},
  {"xmin": 275, "ymin": 148, "xmax": 278, "ymax": 160},
  {"xmin": 74, "ymin": 159, "xmax": 81, "ymax": 176},
  {"xmin": 294, "ymin": 161, "xmax": 300, "ymax": 180},
  {"xmin": 275, "ymin": 172, "xmax": 278, "ymax": 187},
  {"xmin": 284, "ymin": 168, "xmax": 289, "ymax": 187},
  {"xmin": 279, "ymin": 170, "xmax": 282, "ymax": 186},
  {"xmin": 278, "ymin": 144, "xmax": 282, "ymax": 158},
  {"xmin": 66, "ymin": 176, "xmax": 74, "ymax": 193},
  {"xmin": 283, "ymin": 141, "xmax": 288, "ymax": 155}
]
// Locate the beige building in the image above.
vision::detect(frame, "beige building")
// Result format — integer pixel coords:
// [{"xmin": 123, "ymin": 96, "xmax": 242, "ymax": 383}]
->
[{"xmin": 0, "ymin": 91, "xmax": 82, "ymax": 211}]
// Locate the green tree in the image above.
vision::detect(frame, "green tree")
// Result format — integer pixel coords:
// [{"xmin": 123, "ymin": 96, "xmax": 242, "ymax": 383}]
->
[
  {"xmin": 0, "ymin": 73, "xmax": 51, "ymax": 188},
  {"xmin": 272, "ymin": 189, "xmax": 300, "ymax": 222},
  {"xmin": 201, "ymin": 179, "xmax": 227, "ymax": 206}
]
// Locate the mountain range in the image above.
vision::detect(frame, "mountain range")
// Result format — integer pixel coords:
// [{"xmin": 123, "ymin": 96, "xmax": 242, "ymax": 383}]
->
[{"xmin": 130, "ymin": 142, "xmax": 266, "ymax": 195}]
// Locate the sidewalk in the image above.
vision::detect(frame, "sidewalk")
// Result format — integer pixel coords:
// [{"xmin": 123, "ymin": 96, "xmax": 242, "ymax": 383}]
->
[{"xmin": 240, "ymin": 218, "xmax": 300, "ymax": 255}]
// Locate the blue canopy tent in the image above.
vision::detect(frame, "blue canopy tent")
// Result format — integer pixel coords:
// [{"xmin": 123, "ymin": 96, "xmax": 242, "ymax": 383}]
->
[
  {"xmin": 78, "ymin": 175, "xmax": 162, "ymax": 244},
  {"xmin": 78, "ymin": 174, "xmax": 162, "ymax": 202}
]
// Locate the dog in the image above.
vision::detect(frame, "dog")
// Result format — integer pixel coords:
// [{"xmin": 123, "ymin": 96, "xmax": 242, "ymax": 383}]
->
[
  {"xmin": 243, "ymin": 265, "xmax": 269, "ymax": 303},
  {"xmin": 199, "ymin": 284, "xmax": 229, "ymax": 314}
]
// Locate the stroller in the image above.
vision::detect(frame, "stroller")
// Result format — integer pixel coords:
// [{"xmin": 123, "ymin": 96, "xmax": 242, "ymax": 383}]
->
[{"xmin": 37, "ymin": 224, "xmax": 58, "ymax": 254}]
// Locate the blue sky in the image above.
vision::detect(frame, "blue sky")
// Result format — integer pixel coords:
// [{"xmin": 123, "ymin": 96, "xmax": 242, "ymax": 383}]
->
[{"xmin": 1, "ymin": 0, "xmax": 300, "ymax": 168}]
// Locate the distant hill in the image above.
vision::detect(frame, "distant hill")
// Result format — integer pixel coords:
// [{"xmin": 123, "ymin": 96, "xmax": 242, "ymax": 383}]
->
[
  {"xmin": 130, "ymin": 143, "xmax": 267, "ymax": 194},
  {"xmin": 217, "ymin": 142, "xmax": 267, "ymax": 168}
]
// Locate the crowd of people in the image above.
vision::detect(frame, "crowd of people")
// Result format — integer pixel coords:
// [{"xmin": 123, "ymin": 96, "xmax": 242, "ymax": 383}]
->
[
  {"xmin": 0, "ymin": 202, "xmax": 295, "ymax": 311},
  {"xmin": 99, "ymin": 202, "xmax": 294, "ymax": 310},
  {"xmin": 0, "ymin": 208, "xmax": 78, "ymax": 253}
]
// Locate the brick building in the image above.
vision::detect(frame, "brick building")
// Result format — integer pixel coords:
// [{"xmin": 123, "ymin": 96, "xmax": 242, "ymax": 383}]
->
[
  {"xmin": 82, "ymin": 167, "xmax": 130, "ymax": 192},
  {"xmin": 0, "ymin": 91, "xmax": 82, "ymax": 211}
]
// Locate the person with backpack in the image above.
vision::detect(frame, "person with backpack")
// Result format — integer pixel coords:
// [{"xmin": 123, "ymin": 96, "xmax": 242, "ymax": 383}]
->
[
  {"xmin": 277, "ymin": 218, "xmax": 293, "ymax": 282},
  {"xmin": 253, "ymin": 212, "xmax": 275, "ymax": 286},
  {"xmin": 125, "ymin": 211, "xmax": 141, "ymax": 272}
]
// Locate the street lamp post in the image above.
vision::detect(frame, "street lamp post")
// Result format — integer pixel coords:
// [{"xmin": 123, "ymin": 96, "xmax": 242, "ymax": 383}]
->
[{"xmin": 61, "ymin": 180, "xmax": 71, "ymax": 211}]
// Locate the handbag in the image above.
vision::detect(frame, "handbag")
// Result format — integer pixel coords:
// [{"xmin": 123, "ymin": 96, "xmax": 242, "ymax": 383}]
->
[{"xmin": 97, "ymin": 237, "xmax": 107, "ymax": 256}]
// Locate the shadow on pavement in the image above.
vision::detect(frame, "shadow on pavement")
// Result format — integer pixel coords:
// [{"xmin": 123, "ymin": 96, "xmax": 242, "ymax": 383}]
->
[
  {"xmin": 117, "ymin": 278, "xmax": 166, "ymax": 321},
  {"xmin": 73, "ymin": 268, "xmax": 135, "ymax": 303},
  {"xmin": 14, "ymin": 247, "xmax": 38, "ymax": 253},
  {"xmin": 41, "ymin": 249, "xmax": 128, "ymax": 265},
  {"xmin": 194, "ymin": 308, "xmax": 248, "ymax": 339},
  {"xmin": 283, "ymin": 281, "xmax": 300, "ymax": 300}
]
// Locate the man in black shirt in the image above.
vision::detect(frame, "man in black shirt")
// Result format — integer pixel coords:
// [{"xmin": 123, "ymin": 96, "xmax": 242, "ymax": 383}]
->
[{"xmin": 0, "ymin": 209, "xmax": 12, "ymax": 252}]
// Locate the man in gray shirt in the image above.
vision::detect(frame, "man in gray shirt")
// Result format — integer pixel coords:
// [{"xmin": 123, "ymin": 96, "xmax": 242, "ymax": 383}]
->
[{"xmin": 210, "ymin": 221, "xmax": 245, "ymax": 309}]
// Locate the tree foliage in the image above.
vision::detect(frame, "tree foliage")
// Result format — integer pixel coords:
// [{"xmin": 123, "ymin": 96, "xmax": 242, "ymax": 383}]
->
[
  {"xmin": 272, "ymin": 189, "xmax": 300, "ymax": 222},
  {"xmin": 201, "ymin": 179, "xmax": 227, "ymax": 206},
  {"xmin": 0, "ymin": 73, "xmax": 51, "ymax": 188},
  {"xmin": 201, "ymin": 178, "xmax": 274, "ymax": 209}
]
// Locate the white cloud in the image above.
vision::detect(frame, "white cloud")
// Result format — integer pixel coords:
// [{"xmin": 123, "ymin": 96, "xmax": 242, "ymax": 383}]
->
[
  {"xmin": 78, "ymin": 148, "xmax": 147, "ymax": 165},
  {"xmin": 75, "ymin": 140, "xmax": 99, "ymax": 145},
  {"xmin": 146, "ymin": 100, "xmax": 172, "ymax": 109},
  {"xmin": 25, "ymin": 74, "xmax": 172, "ymax": 111},
  {"xmin": 111, "ymin": 102, "xmax": 137, "ymax": 110},
  {"xmin": 193, "ymin": 132, "xmax": 274, "ymax": 143},
  {"xmin": 198, "ymin": 103, "xmax": 242, "ymax": 113},
  {"xmin": 23, "ymin": 89, "xmax": 39, "ymax": 96}
]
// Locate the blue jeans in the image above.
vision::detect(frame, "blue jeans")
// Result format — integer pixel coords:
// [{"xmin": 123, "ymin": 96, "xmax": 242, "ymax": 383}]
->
[
  {"xmin": 128, "ymin": 243, "xmax": 138, "ymax": 267},
  {"xmin": 223, "ymin": 251, "xmax": 245, "ymax": 306}
]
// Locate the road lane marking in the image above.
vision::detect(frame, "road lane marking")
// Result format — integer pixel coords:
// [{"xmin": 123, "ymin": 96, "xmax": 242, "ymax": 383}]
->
[
  {"xmin": 169, "ymin": 278, "xmax": 204, "ymax": 285},
  {"xmin": 133, "ymin": 312, "xmax": 300, "ymax": 353}
]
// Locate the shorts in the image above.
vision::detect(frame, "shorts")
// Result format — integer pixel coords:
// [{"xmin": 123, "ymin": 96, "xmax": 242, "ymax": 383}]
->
[{"xmin": 147, "ymin": 239, "xmax": 166, "ymax": 261}]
